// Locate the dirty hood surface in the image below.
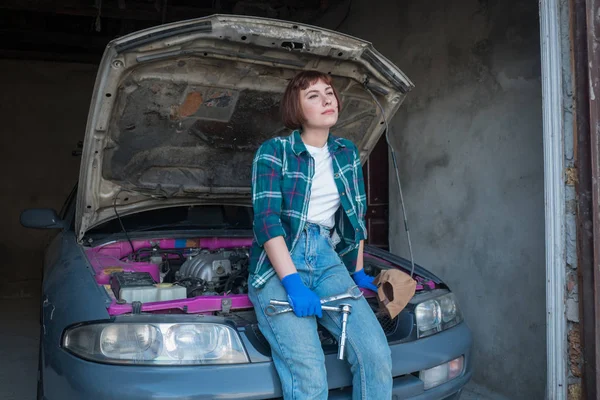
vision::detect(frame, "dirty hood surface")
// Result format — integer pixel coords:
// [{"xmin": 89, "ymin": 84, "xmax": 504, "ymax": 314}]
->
[{"xmin": 76, "ymin": 14, "xmax": 413, "ymax": 241}]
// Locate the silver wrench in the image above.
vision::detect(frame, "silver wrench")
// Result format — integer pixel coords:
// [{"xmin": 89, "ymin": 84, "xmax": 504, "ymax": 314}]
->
[
  {"xmin": 319, "ymin": 285, "xmax": 363, "ymax": 305},
  {"xmin": 264, "ymin": 301, "xmax": 353, "ymax": 361},
  {"xmin": 337, "ymin": 304, "xmax": 352, "ymax": 360},
  {"xmin": 265, "ymin": 285, "xmax": 363, "ymax": 316},
  {"xmin": 265, "ymin": 303, "xmax": 344, "ymax": 316}
]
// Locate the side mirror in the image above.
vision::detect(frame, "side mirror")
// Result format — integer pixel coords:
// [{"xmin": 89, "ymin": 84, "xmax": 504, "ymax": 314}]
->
[{"xmin": 20, "ymin": 209, "xmax": 66, "ymax": 229}]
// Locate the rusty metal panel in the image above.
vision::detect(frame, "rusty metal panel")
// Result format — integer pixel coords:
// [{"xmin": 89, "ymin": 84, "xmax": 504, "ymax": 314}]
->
[
  {"xmin": 574, "ymin": 0, "xmax": 600, "ymax": 397},
  {"xmin": 583, "ymin": 0, "xmax": 600, "ymax": 397},
  {"xmin": 573, "ymin": 0, "xmax": 598, "ymax": 396}
]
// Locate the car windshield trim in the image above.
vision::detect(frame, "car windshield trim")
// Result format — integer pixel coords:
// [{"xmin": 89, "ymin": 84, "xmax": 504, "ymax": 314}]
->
[
  {"xmin": 128, "ymin": 221, "xmax": 244, "ymax": 233},
  {"xmin": 85, "ymin": 204, "xmax": 253, "ymax": 236},
  {"xmin": 82, "ymin": 228, "xmax": 254, "ymax": 245}
]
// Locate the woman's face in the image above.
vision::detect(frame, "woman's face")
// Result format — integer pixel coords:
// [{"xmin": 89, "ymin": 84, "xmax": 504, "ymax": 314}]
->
[{"xmin": 299, "ymin": 79, "xmax": 338, "ymax": 130}]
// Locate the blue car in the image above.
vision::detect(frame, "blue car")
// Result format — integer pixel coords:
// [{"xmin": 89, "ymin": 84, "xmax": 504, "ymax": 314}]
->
[{"xmin": 21, "ymin": 15, "xmax": 472, "ymax": 400}]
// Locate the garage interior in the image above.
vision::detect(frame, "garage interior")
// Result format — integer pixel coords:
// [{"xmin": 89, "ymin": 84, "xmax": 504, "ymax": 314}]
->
[{"xmin": 0, "ymin": 0, "xmax": 571, "ymax": 399}]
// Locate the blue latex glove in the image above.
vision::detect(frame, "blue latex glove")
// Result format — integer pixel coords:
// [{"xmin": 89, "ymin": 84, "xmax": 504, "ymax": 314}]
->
[
  {"xmin": 281, "ymin": 273, "xmax": 323, "ymax": 318},
  {"xmin": 352, "ymin": 269, "xmax": 378, "ymax": 292}
]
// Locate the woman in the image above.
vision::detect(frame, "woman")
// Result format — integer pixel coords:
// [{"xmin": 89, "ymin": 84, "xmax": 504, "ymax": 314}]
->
[{"xmin": 248, "ymin": 71, "xmax": 392, "ymax": 399}]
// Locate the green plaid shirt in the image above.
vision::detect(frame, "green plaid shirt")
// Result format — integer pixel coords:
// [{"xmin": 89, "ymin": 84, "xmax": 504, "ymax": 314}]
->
[{"xmin": 249, "ymin": 130, "xmax": 368, "ymax": 289}]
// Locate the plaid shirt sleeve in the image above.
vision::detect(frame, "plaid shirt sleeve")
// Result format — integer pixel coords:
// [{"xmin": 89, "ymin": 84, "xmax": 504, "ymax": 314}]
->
[
  {"xmin": 251, "ymin": 139, "xmax": 286, "ymax": 247},
  {"xmin": 337, "ymin": 142, "xmax": 368, "ymax": 273},
  {"xmin": 352, "ymin": 144, "xmax": 368, "ymax": 240}
]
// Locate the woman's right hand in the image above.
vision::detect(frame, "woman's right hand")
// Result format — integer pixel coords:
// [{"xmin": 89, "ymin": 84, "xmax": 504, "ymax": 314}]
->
[{"xmin": 280, "ymin": 273, "xmax": 323, "ymax": 318}]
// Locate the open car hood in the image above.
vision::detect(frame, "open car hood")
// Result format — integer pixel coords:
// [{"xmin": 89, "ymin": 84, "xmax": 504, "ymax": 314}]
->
[{"xmin": 76, "ymin": 14, "xmax": 413, "ymax": 241}]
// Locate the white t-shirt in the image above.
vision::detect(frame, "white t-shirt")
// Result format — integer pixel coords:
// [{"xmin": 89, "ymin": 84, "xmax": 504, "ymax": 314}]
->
[{"xmin": 305, "ymin": 143, "xmax": 341, "ymax": 228}]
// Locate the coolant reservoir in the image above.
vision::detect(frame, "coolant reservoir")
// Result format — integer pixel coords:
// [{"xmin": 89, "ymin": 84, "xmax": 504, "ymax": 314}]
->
[{"xmin": 119, "ymin": 283, "xmax": 187, "ymax": 303}]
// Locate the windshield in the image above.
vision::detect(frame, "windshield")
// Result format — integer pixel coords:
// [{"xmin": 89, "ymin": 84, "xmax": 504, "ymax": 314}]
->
[{"xmin": 88, "ymin": 205, "xmax": 253, "ymax": 235}]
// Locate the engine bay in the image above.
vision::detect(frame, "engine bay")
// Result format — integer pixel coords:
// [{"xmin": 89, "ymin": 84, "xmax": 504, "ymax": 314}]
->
[
  {"xmin": 84, "ymin": 237, "xmax": 436, "ymax": 316},
  {"xmin": 120, "ymin": 244, "xmax": 251, "ymax": 300}
]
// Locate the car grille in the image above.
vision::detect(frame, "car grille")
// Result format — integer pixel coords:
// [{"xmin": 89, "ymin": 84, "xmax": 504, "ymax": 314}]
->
[{"xmin": 377, "ymin": 313, "xmax": 400, "ymax": 335}]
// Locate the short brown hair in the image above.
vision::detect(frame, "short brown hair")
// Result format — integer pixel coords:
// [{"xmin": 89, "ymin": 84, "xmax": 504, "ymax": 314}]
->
[{"xmin": 280, "ymin": 71, "xmax": 342, "ymax": 130}]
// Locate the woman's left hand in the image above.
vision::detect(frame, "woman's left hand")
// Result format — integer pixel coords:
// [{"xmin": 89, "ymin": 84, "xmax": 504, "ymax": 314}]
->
[{"xmin": 352, "ymin": 269, "xmax": 378, "ymax": 292}]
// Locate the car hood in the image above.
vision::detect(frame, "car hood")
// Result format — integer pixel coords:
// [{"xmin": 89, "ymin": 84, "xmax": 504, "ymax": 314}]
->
[{"xmin": 76, "ymin": 14, "xmax": 413, "ymax": 241}]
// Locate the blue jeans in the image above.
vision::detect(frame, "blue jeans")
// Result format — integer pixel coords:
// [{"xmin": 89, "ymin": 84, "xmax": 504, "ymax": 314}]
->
[{"xmin": 249, "ymin": 223, "xmax": 392, "ymax": 400}]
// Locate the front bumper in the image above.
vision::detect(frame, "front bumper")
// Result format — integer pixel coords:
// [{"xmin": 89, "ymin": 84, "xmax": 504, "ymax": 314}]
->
[{"xmin": 43, "ymin": 322, "xmax": 472, "ymax": 399}]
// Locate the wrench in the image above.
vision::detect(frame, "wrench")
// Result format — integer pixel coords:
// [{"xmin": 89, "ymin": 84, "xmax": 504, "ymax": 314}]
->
[
  {"xmin": 265, "ymin": 303, "xmax": 344, "ymax": 316},
  {"xmin": 337, "ymin": 304, "xmax": 352, "ymax": 360},
  {"xmin": 265, "ymin": 285, "xmax": 363, "ymax": 316},
  {"xmin": 264, "ymin": 302, "xmax": 353, "ymax": 361},
  {"xmin": 319, "ymin": 285, "xmax": 363, "ymax": 305}
]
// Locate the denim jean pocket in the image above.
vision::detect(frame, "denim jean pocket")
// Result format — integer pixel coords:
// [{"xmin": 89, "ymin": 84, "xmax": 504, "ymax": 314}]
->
[
  {"xmin": 327, "ymin": 235, "xmax": 336, "ymax": 249},
  {"xmin": 328, "ymin": 230, "xmax": 342, "ymax": 249}
]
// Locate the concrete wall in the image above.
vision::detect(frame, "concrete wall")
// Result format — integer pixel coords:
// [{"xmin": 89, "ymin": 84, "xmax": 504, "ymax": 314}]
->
[
  {"xmin": 339, "ymin": 0, "xmax": 545, "ymax": 398},
  {"xmin": 0, "ymin": 60, "xmax": 96, "ymax": 297}
]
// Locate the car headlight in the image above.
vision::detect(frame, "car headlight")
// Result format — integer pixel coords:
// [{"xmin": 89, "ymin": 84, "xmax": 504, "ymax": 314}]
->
[
  {"xmin": 415, "ymin": 292, "xmax": 463, "ymax": 338},
  {"xmin": 63, "ymin": 323, "xmax": 249, "ymax": 365}
]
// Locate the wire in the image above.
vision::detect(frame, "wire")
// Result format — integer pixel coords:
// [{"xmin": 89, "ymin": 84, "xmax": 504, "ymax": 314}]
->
[
  {"xmin": 335, "ymin": 0, "xmax": 353, "ymax": 31},
  {"xmin": 113, "ymin": 189, "xmax": 135, "ymax": 256},
  {"xmin": 363, "ymin": 82, "xmax": 417, "ymax": 278}
]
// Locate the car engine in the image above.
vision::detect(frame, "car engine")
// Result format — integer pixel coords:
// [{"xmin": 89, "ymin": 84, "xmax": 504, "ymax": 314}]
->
[
  {"xmin": 173, "ymin": 249, "xmax": 249, "ymax": 296},
  {"xmin": 122, "ymin": 244, "xmax": 250, "ymax": 298}
]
